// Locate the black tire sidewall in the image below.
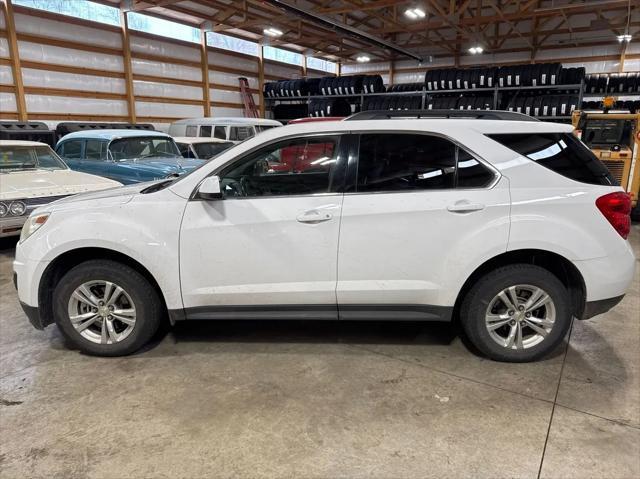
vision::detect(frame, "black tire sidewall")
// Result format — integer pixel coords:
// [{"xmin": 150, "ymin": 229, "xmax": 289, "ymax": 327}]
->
[
  {"xmin": 461, "ymin": 265, "xmax": 572, "ymax": 362},
  {"xmin": 53, "ymin": 260, "xmax": 162, "ymax": 356}
]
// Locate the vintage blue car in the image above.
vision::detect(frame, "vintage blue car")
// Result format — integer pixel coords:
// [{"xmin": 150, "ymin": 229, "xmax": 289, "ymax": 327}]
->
[{"xmin": 55, "ymin": 130, "xmax": 202, "ymax": 184}]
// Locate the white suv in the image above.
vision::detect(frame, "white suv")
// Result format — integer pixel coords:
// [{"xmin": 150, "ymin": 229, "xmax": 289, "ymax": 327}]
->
[{"xmin": 13, "ymin": 111, "xmax": 635, "ymax": 362}]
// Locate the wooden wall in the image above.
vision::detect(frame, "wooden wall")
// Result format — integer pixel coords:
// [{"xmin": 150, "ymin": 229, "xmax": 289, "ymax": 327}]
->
[{"xmin": 0, "ymin": 1, "xmax": 328, "ymax": 129}]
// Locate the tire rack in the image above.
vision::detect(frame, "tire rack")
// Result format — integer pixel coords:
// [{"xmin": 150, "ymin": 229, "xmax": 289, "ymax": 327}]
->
[{"xmin": 265, "ymin": 81, "xmax": 585, "ymax": 123}]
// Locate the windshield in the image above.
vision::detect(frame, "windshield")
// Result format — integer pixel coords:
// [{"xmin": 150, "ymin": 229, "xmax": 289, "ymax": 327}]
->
[
  {"xmin": 0, "ymin": 145, "xmax": 68, "ymax": 172},
  {"xmin": 193, "ymin": 142, "xmax": 234, "ymax": 159},
  {"xmin": 109, "ymin": 137, "xmax": 181, "ymax": 160}
]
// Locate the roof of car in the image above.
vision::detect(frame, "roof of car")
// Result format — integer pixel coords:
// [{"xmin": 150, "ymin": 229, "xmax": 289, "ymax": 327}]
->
[
  {"xmin": 59, "ymin": 129, "xmax": 171, "ymax": 141},
  {"xmin": 172, "ymin": 137, "xmax": 233, "ymax": 144},
  {"xmin": 170, "ymin": 117, "xmax": 282, "ymax": 126},
  {"xmin": 253, "ymin": 118, "xmax": 574, "ymax": 137},
  {"xmin": 0, "ymin": 140, "xmax": 49, "ymax": 147}
]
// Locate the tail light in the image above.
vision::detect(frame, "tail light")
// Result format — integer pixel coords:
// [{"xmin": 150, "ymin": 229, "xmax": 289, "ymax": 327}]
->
[{"xmin": 596, "ymin": 192, "xmax": 632, "ymax": 239}]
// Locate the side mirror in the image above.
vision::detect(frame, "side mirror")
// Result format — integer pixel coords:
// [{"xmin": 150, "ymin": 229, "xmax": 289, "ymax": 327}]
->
[{"xmin": 198, "ymin": 175, "xmax": 223, "ymax": 200}]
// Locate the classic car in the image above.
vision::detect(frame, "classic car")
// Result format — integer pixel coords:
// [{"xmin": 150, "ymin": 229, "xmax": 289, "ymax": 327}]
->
[
  {"xmin": 173, "ymin": 137, "xmax": 235, "ymax": 160},
  {"xmin": 0, "ymin": 140, "xmax": 120, "ymax": 237},
  {"xmin": 55, "ymin": 130, "xmax": 201, "ymax": 185}
]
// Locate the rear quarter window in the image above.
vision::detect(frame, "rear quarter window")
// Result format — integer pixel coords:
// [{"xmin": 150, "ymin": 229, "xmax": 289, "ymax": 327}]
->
[{"xmin": 488, "ymin": 133, "xmax": 614, "ymax": 186}]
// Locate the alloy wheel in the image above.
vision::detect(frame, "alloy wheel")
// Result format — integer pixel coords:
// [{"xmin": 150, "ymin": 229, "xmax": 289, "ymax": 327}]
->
[
  {"xmin": 67, "ymin": 280, "xmax": 137, "ymax": 345},
  {"xmin": 485, "ymin": 284, "xmax": 556, "ymax": 350}
]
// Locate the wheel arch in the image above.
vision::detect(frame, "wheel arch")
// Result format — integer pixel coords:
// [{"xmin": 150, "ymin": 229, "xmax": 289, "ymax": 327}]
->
[
  {"xmin": 453, "ymin": 249, "xmax": 587, "ymax": 322},
  {"xmin": 38, "ymin": 247, "xmax": 168, "ymax": 328}
]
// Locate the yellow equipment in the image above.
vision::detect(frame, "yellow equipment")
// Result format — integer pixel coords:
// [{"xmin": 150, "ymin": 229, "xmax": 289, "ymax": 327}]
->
[{"xmin": 572, "ymin": 109, "xmax": 640, "ymax": 218}]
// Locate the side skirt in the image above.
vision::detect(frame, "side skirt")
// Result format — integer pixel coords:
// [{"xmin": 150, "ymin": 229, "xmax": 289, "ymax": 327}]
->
[{"xmin": 169, "ymin": 304, "xmax": 453, "ymax": 322}]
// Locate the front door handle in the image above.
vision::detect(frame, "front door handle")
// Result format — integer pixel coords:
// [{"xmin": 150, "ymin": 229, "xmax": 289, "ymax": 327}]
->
[
  {"xmin": 297, "ymin": 210, "xmax": 333, "ymax": 224},
  {"xmin": 447, "ymin": 201, "xmax": 485, "ymax": 213}
]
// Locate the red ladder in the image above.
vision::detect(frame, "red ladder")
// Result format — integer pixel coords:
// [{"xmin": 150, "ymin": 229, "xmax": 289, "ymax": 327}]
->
[{"xmin": 238, "ymin": 77, "xmax": 259, "ymax": 118}]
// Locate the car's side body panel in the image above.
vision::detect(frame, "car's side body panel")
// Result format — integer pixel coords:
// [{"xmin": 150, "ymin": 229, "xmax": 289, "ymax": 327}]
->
[{"xmin": 14, "ymin": 187, "xmax": 186, "ymax": 311}]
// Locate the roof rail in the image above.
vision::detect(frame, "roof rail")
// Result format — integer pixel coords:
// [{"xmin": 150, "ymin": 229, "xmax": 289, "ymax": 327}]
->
[{"xmin": 345, "ymin": 109, "xmax": 539, "ymax": 122}]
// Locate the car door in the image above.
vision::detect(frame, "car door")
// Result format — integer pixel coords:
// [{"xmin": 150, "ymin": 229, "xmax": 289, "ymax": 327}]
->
[
  {"xmin": 179, "ymin": 133, "xmax": 348, "ymax": 319},
  {"xmin": 336, "ymin": 132, "xmax": 511, "ymax": 320}
]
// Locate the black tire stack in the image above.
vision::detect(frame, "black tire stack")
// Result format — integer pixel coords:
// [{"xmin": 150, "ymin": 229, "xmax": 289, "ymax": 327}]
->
[
  {"xmin": 505, "ymin": 94, "xmax": 579, "ymax": 117},
  {"xmin": 363, "ymin": 95, "xmax": 422, "ymax": 111},
  {"xmin": 308, "ymin": 98, "xmax": 352, "ymax": 117},
  {"xmin": 425, "ymin": 67, "xmax": 497, "ymax": 91}
]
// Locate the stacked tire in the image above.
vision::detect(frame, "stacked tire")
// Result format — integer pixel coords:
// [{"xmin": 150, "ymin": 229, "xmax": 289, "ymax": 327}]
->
[
  {"xmin": 308, "ymin": 98, "xmax": 352, "ymax": 117},
  {"xmin": 387, "ymin": 82, "xmax": 424, "ymax": 93},
  {"xmin": 363, "ymin": 95, "xmax": 421, "ymax": 111},
  {"xmin": 506, "ymin": 95, "xmax": 579, "ymax": 117},
  {"xmin": 264, "ymin": 79, "xmax": 309, "ymax": 98},
  {"xmin": 425, "ymin": 68, "xmax": 497, "ymax": 91},
  {"xmin": 273, "ymin": 103, "xmax": 308, "ymax": 120}
]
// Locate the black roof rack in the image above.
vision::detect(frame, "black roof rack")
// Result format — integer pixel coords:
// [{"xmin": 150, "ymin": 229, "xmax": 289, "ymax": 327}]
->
[{"xmin": 345, "ymin": 109, "xmax": 539, "ymax": 122}]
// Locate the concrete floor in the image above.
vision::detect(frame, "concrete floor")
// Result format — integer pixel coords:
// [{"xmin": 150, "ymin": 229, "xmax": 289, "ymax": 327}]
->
[{"xmin": 1, "ymin": 228, "xmax": 638, "ymax": 479}]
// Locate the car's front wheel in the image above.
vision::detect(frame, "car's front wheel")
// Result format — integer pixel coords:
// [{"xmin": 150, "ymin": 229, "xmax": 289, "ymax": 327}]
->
[
  {"xmin": 460, "ymin": 264, "xmax": 572, "ymax": 362},
  {"xmin": 53, "ymin": 260, "xmax": 163, "ymax": 356}
]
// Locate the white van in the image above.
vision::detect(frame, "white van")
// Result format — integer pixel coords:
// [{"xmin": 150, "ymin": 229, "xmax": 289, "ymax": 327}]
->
[{"xmin": 168, "ymin": 118, "xmax": 282, "ymax": 143}]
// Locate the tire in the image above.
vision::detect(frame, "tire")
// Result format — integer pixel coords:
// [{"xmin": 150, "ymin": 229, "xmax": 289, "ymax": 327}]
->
[
  {"xmin": 460, "ymin": 264, "xmax": 572, "ymax": 362},
  {"xmin": 53, "ymin": 259, "xmax": 164, "ymax": 356}
]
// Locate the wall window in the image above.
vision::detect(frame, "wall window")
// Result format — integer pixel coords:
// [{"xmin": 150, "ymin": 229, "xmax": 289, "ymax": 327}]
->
[
  {"xmin": 307, "ymin": 57, "xmax": 337, "ymax": 74},
  {"xmin": 206, "ymin": 32, "xmax": 259, "ymax": 56},
  {"xmin": 220, "ymin": 136, "xmax": 341, "ymax": 197},
  {"xmin": 13, "ymin": 0, "xmax": 120, "ymax": 25},
  {"xmin": 357, "ymin": 134, "xmax": 457, "ymax": 191},
  {"xmin": 127, "ymin": 12, "xmax": 200, "ymax": 43},
  {"xmin": 263, "ymin": 46, "xmax": 303, "ymax": 66}
]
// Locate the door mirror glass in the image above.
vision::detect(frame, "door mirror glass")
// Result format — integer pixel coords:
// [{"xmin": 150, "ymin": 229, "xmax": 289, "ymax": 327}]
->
[{"xmin": 198, "ymin": 175, "xmax": 223, "ymax": 200}]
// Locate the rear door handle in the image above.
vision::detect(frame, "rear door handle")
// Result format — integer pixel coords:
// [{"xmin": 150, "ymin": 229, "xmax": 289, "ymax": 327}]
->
[
  {"xmin": 447, "ymin": 201, "xmax": 485, "ymax": 213},
  {"xmin": 297, "ymin": 210, "xmax": 333, "ymax": 224}
]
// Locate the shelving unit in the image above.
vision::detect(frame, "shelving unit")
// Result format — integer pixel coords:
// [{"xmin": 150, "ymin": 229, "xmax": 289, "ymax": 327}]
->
[{"xmin": 265, "ymin": 81, "xmax": 585, "ymax": 123}]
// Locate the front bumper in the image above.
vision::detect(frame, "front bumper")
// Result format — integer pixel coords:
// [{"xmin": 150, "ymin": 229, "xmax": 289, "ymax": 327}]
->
[
  {"xmin": 19, "ymin": 301, "xmax": 46, "ymax": 330},
  {"xmin": 0, "ymin": 215, "xmax": 27, "ymax": 237}
]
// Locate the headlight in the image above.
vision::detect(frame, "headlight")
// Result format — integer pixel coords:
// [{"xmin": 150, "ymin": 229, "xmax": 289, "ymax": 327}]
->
[
  {"xmin": 9, "ymin": 201, "xmax": 26, "ymax": 216},
  {"xmin": 0, "ymin": 202, "xmax": 7, "ymax": 217},
  {"xmin": 20, "ymin": 213, "xmax": 50, "ymax": 243}
]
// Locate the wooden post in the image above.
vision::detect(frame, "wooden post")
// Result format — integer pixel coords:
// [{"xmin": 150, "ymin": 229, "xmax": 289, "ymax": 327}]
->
[
  {"xmin": 2, "ymin": 0, "xmax": 27, "ymax": 121},
  {"xmin": 200, "ymin": 27, "xmax": 211, "ymax": 117},
  {"xmin": 120, "ymin": 8, "xmax": 136, "ymax": 123},
  {"xmin": 258, "ymin": 44, "xmax": 265, "ymax": 118},
  {"xmin": 302, "ymin": 55, "xmax": 307, "ymax": 77}
]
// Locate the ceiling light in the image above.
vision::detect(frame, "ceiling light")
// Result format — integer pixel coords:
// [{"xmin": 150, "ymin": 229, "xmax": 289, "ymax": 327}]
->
[
  {"xmin": 405, "ymin": 7, "xmax": 426, "ymax": 19},
  {"xmin": 468, "ymin": 46, "xmax": 484, "ymax": 54},
  {"xmin": 356, "ymin": 55, "xmax": 370, "ymax": 63},
  {"xmin": 617, "ymin": 34, "xmax": 632, "ymax": 42},
  {"xmin": 263, "ymin": 27, "xmax": 283, "ymax": 37}
]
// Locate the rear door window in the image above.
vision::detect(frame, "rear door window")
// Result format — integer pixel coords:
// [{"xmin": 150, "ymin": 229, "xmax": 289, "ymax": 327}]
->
[
  {"xmin": 488, "ymin": 133, "xmax": 614, "ymax": 186},
  {"xmin": 185, "ymin": 125, "xmax": 197, "ymax": 137}
]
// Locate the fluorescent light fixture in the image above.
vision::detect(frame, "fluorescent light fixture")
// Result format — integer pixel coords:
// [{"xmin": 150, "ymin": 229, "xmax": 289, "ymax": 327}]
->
[
  {"xmin": 405, "ymin": 7, "xmax": 426, "ymax": 19},
  {"xmin": 263, "ymin": 27, "xmax": 283, "ymax": 37},
  {"xmin": 356, "ymin": 55, "xmax": 371, "ymax": 63},
  {"xmin": 468, "ymin": 46, "xmax": 484, "ymax": 54},
  {"xmin": 617, "ymin": 34, "xmax": 632, "ymax": 42}
]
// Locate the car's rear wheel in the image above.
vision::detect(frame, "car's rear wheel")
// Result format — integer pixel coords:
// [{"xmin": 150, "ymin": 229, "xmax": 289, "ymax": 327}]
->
[
  {"xmin": 460, "ymin": 264, "xmax": 572, "ymax": 362},
  {"xmin": 53, "ymin": 260, "xmax": 163, "ymax": 356}
]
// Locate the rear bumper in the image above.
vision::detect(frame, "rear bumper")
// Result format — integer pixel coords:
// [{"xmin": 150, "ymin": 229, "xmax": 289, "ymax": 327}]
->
[{"xmin": 581, "ymin": 295, "xmax": 625, "ymax": 320}]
